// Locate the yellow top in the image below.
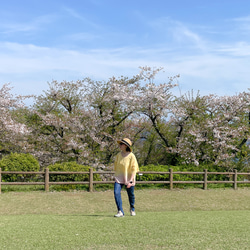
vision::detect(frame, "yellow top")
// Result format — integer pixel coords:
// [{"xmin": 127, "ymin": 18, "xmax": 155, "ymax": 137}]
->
[{"xmin": 114, "ymin": 152, "xmax": 139, "ymax": 185}]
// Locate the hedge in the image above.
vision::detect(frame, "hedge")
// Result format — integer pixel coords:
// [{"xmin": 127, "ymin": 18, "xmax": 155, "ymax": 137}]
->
[
  {"xmin": 47, "ymin": 162, "xmax": 101, "ymax": 191},
  {"xmin": 0, "ymin": 153, "xmax": 40, "ymax": 182}
]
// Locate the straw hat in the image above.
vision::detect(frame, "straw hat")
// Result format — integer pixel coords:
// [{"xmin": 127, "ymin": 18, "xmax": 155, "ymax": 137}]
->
[{"xmin": 117, "ymin": 138, "xmax": 132, "ymax": 152}]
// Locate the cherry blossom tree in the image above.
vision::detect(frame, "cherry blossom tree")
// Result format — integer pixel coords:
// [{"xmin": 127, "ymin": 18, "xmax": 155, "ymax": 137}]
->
[
  {"xmin": 134, "ymin": 66, "xmax": 179, "ymax": 144},
  {"xmin": 30, "ymin": 76, "xmax": 144, "ymax": 166},
  {"xmin": 28, "ymin": 80, "xmax": 90, "ymax": 166},
  {"xmin": 170, "ymin": 91, "xmax": 250, "ymax": 169},
  {"xmin": 0, "ymin": 83, "xmax": 30, "ymax": 156},
  {"xmin": 130, "ymin": 67, "xmax": 180, "ymax": 165},
  {"xmin": 2, "ymin": 69, "xmax": 249, "ymax": 171}
]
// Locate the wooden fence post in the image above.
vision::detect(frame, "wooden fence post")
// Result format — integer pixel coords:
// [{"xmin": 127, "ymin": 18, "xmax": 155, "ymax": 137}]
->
[
  {"xmin": 233, "ymin": 169, "xmax": 237, "ymax": 190},
  {"xmin": 45, "ymin": 168, "xmax": 49, "ymax": 192},
  {"xmin": 89, "ymin": 168, "xmax": 93, "ymax": 192},
  {"xmin": 169, "ymin": 168, "xmax": 173, "ymax": 190},
  {"xmin": 203, "ymin": 169, "xmax": 207, "ymax": 190},
  {"xmin": 0, "ymin": 168, "xmax": 1, "ymax": 194}
]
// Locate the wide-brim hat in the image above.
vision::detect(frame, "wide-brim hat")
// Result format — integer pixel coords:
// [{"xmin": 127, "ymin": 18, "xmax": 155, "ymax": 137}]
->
[{"xmin": 117, "ymin": 138, "xmax": 132, "ymax": 152}]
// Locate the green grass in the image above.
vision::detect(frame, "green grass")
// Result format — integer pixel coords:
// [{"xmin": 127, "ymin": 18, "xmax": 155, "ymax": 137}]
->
[{"xmin": 0, "ymin": 188, "xmax": 249, "ymax": 249}]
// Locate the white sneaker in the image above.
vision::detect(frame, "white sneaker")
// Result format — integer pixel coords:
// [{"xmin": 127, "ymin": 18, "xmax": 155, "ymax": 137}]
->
[
  {"xmin": 114, "ymin": 211, "xmax": 124, "ymax": 217},
  {"xmin": 130, "ymin": 209, "xmax": 136, "ymax": 216}
]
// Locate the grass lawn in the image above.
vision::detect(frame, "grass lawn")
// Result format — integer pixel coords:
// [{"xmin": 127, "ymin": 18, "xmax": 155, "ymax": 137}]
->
[{"xmin": 0, "ymin": 188, "xmax": 249, "ymax": 249}]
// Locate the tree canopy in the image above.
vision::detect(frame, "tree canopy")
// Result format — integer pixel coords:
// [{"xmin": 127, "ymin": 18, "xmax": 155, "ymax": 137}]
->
[{"xmin": 1, "ymin": 67, "xmax": 249, "ymax": 171}]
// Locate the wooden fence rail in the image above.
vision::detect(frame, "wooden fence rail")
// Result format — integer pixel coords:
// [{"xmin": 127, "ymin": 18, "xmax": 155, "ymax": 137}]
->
[{"xmin": 0, "ymin": 168, "xmax": 249, "ymax": 193}]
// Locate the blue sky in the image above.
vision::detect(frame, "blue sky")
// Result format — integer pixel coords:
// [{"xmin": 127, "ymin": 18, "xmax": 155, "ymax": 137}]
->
[{"xmin": 1, "ymin": 0, "xmax": 250, "ymax": 100}]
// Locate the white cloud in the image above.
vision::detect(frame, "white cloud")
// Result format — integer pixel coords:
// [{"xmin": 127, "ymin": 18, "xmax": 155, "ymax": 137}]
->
[
  {"xmin": 149, "ymin": 17, "xmax": 205, "ymax": 47},
  {"xmin": 67, "ymin": 32, "xmax": 100, "ymax": 41},
  {"xmin": 0, "ymin": 14, "xmax": 56, "ymax": 35},
  {"xmin": 232, "ymin": 15, "xmax": 250, "ymax": 22},
  {"xmin": 215, "ymin": 42, "xmax": 250, "ymax": 57},
  {"xmin": 230, "ymin": 15, "xmax": 250, "ymax": 35},
  {"xmin": 62, "ymin": 6, "xmax": 100, "ymax": 29},
  {"xmin": 0, "ymin": 34, "xmax": 250, "ymax": 99}
]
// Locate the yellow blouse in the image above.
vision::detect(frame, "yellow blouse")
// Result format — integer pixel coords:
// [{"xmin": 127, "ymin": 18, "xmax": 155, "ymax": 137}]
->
[{"xmin": 114, "ymin": 152, "xmax": 139, "ymax": 185}]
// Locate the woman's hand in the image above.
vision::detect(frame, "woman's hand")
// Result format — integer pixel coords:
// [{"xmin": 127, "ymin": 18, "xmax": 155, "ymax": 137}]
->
[{"xmin": 126, "ymin": 182, "xmax": 133, "ymax": 188}]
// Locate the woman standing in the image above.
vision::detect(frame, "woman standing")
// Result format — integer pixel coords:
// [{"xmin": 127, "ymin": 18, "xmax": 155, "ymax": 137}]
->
[{"xmin": 114, "ymin": 138, "xmax": 139, "ymax": 217}]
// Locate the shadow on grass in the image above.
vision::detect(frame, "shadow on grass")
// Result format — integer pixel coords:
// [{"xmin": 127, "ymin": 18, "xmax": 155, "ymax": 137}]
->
[{"xmin": 56, "ymin": 214, "xmax": 114, "ymax": 218}]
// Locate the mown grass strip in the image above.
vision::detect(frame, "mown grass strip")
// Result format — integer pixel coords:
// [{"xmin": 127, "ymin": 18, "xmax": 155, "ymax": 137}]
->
[
  {"xmin": 0, "ymin": 211, "xmax": 249, "ymax": 250},
  {"xmin": 0, "ymin": 188, "xmax": 249, "ymax": 249}
]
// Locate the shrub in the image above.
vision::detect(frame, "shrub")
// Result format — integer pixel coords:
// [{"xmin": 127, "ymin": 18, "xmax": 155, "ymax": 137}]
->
[
  {"xmin": 136, "ymin": 164, "xmax": 237, "ymax": 189},
  {"xmin": 0, "ymin": 153, "xmax": 40, "ymax": 182},
  {"xmin": 47, "ymin": 162, "xmax": 101, "ymax": 191},
  {"xmin": 138, "ymin": 164, "xmax": 233, "ymax": 181},
  {"xmin": 137, "ymin": 165, "xmax": 170, "ymax": 181}
]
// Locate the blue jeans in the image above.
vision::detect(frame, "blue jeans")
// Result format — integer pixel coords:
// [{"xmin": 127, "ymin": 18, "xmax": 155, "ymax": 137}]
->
[{"xmin": 114, "ymin": 182, "xmax": 135, "ymax": 215}]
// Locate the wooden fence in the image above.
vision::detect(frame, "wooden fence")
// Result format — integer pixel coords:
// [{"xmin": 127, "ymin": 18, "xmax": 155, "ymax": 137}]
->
[{"xmin": 0, "ymin": 168, "xmax": 249, "ymax": 193}]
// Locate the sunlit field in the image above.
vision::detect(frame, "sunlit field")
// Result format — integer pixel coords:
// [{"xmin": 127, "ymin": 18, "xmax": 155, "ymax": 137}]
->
[{"xmin": 0, "ymin": 188, "xmax": 249, "ymax": 249}]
